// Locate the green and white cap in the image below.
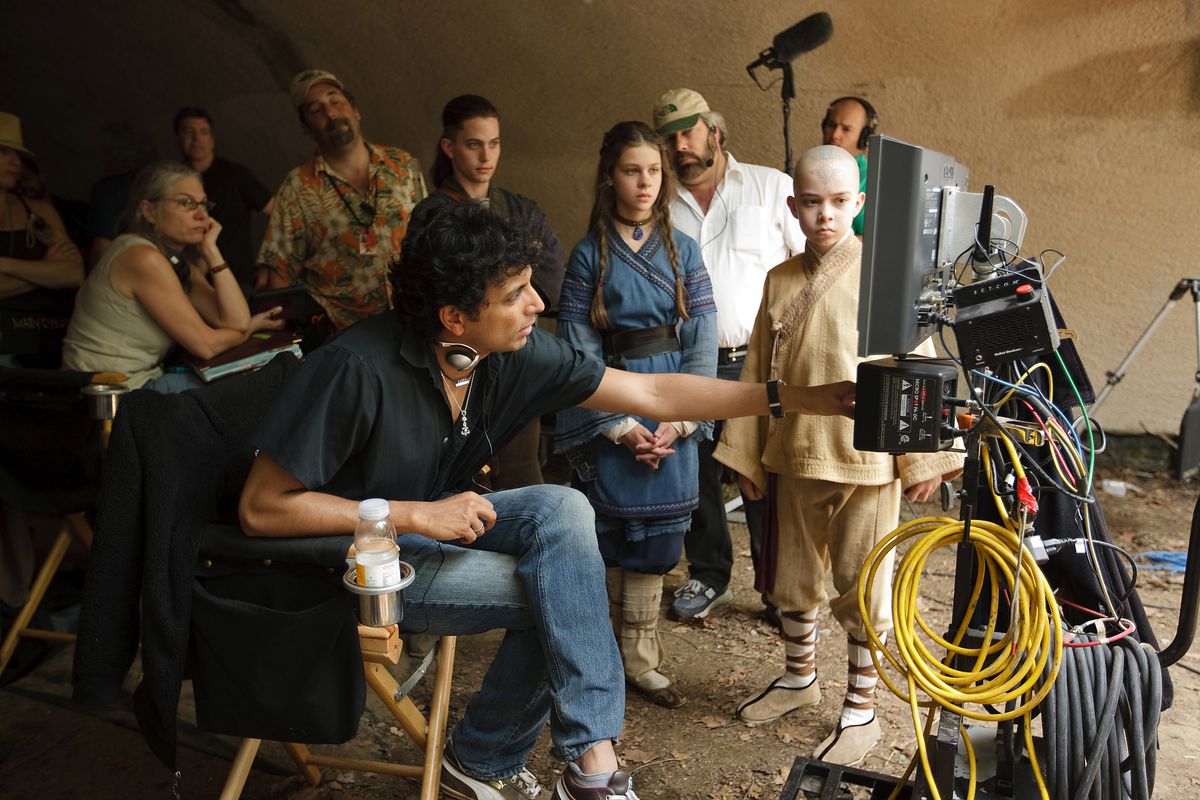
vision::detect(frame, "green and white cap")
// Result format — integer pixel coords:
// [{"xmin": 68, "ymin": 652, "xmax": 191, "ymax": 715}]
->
[{"xmin": 652, "ymin": 88, "xmax": 710, "ymax": 135}]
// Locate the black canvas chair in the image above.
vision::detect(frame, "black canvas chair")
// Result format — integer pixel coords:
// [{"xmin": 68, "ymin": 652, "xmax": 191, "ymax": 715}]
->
[
  {"xmin": 0, "ymin": 365, "xmax": 125, "ymax": 677},
  {"xmin": 71, "ymin": 353, "xmax": 455, "ymax": 798}
]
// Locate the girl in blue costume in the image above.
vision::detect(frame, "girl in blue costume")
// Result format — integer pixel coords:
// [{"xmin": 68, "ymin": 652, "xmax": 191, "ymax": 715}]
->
[{"xmin": 555, "ymin": 121, "xmax": 717, "ymax": 709}]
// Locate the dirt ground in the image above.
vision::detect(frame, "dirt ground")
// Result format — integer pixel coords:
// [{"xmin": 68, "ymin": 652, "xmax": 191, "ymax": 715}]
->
[{"xmin": 2, "ymin": 465, "xmax": 1199, "ymax": 799}]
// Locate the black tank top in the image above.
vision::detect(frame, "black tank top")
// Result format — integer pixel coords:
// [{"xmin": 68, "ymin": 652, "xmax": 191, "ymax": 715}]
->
[{"xmin": 1, "ymin": 196, "xmax": 48, "ymax": 260}]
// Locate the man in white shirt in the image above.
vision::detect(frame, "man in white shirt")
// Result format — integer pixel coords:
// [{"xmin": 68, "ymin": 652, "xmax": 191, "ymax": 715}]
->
[{"xmin": 652, "ymin": 88, "xmax": 804, "ymax": 623}]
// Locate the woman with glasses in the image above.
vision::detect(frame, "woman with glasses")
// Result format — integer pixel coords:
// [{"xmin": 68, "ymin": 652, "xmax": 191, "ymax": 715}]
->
[{"xmin": 62, "ymin": 161, "xmax": 283, "ymax": 391}]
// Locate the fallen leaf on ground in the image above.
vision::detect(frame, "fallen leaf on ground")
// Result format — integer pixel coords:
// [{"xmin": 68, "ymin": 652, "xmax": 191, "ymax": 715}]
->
[{"xmin": 621, "ymin": 748, "xmax": 655, "ymax": 763}]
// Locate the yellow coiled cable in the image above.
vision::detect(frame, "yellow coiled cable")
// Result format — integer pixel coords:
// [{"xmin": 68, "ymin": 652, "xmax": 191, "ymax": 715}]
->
[{"xmin": 858, "ymin": 516, "xmax": 1063, "ymax": 800}]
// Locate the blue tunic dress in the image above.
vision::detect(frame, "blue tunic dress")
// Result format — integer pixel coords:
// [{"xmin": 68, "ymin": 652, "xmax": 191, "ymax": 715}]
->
[{"xmin": 555, "ymin": 226, "xmax": 717, "ymax": 572}]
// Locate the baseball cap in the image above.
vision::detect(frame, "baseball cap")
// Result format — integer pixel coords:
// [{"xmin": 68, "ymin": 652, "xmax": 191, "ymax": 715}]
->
[
  {"xmin": 652, "ymin": 89, "xmax": 710, "ymax": 135},
  {"xmin": 289, "ymin": 69, "xmax": 346, "ymax": 109}
]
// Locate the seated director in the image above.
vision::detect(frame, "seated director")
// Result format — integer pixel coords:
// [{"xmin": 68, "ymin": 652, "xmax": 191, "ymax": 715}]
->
[{"xmin": 238, "ymin": 204, "xmax": 854, "ymax": 800}]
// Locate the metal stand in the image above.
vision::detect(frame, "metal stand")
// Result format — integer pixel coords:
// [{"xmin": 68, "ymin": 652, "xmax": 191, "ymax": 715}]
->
[
  {"xmin": 910, "ymin": 417, "xmax": 985, "ymax": 800},
  {"xmin": 780, "ymin": 63, "xmax": 796, "ymax": 176},
  {"xmin": 911, "ymin": 377, "xmax": 1023, "ymax": 799},
  {"xmin": 1092, "ymin": 277, "xmax": 1200, "ymax": 413}
]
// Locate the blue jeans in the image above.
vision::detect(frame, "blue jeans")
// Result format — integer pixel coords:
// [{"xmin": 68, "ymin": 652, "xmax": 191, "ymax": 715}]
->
[{"xmin": 396, "ymin": 484, "xmax": 624, "ymax": 780}]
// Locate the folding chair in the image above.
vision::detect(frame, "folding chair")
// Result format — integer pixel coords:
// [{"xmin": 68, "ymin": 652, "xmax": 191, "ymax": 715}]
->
[
  {"xmin": 192, "ymin": 524, "xmax": 458, "ymax": 800},
  {"xmin": 71, "ymin": 354, "xmax": 456, "ymax": 798},
  {"xmin": 0, "ymin": 366, "xmax": 126, "ymax": 676}
]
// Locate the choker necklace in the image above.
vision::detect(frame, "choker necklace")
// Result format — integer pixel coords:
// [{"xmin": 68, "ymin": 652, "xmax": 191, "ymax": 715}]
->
[
  {"xmin": 442, "ymin": 371, "xmax": 470, "ymax": 388},
  {"xmin": 614, "ymin": 213, "xmax": 652, "ymax": 241},
  {"xmin": 442, "ymin": 373, "xmax": 473, "ymax": 436}
]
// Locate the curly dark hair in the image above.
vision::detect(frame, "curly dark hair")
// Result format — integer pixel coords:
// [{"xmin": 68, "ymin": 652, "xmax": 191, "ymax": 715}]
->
[{"xmin": 391, "ymin": 203, "xmax": 541, "ymax": 339}]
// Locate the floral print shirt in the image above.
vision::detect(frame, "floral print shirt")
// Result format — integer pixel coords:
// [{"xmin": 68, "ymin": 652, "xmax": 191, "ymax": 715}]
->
[{"xmin": 257, "ymin": 143, "xmax": 427, "ymax": 330}]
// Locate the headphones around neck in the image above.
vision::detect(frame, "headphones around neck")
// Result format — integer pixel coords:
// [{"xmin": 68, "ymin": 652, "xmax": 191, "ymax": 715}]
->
[
  {"xmin": 438, "ymin": 341, "xmax": 482, "ymax": 372},
  {"xmin": 823, "ymin": 96, "xmax": 879, "ymax": 152}
]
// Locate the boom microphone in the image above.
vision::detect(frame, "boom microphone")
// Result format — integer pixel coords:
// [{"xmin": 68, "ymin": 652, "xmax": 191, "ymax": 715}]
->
[{"xmin": 746, "ymin": 12, "xmax": 833, "ymax": 71}]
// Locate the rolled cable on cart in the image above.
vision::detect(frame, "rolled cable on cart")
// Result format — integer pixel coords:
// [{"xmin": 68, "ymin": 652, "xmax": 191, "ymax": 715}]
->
[{"xmin": 858, "ymin": 516, "xmax": 1063, "ymax": 800}]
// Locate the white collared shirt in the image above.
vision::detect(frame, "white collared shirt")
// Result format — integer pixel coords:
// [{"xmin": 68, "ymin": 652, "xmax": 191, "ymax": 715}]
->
[{"xmin": 669, "ymin": 153, "xmax": 805, "ymax": 348}]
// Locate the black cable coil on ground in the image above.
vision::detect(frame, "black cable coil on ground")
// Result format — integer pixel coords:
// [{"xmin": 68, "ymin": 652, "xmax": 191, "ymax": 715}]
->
[{"xmin": 1039, "ymin": 636, "xmax": 1160, "ymax": 800}]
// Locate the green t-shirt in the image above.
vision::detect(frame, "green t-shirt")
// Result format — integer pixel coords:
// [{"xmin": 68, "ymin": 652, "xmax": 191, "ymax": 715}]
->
[{"xmin": 853, "ymin": 152, "xmax": 869, "ymax": 236}]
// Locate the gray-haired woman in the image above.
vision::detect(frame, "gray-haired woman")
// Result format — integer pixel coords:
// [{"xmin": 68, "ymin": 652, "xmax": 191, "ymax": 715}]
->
[{"xmin": 62, "ymin": 161, "xmax": 282, "ymax": 391}]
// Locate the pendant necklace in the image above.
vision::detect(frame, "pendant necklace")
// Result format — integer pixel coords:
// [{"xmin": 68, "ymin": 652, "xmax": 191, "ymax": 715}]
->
[
  {"xmin": 442, "ymin": 373, "xmax": 473, "ymax": 436},
  {"xmin": 614, "ymin": 213, "xmax": 652, "ymax": 241}
]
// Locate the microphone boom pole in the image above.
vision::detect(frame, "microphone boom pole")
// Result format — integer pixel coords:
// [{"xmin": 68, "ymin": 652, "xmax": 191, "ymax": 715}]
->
[
  {"xmin": 745, "ymin": 12, "xmax": 833, "ymax": 174},
  {"xmin": 781, "ymin": 62, "xmax": 796, "ymax": 176}
]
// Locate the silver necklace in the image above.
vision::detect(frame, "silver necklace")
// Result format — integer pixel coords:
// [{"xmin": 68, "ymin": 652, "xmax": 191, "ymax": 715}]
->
[{"xmin": 442, "ymin": 373, "xmax": 473, "ymax": 436}]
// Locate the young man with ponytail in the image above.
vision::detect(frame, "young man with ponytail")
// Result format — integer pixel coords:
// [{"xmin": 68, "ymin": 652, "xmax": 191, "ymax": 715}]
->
[{"xmin": 407, "ymin": 94, "xmax": 566, "ymax": 491}]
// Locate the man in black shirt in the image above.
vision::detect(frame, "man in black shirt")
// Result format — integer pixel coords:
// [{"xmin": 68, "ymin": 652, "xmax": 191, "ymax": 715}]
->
[
  {"xmin": 175, "ymin": 107, "xmax": 274, "ymax": 284},
  {"xmin": 239, "ymin": 204, "xmax": 853, "ymax": 800}
]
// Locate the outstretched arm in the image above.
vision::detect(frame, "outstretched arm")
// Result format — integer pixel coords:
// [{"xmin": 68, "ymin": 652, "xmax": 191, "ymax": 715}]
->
[{"xmin": 580, "ymin": 368, "xmax": 855, "ymax": 421}]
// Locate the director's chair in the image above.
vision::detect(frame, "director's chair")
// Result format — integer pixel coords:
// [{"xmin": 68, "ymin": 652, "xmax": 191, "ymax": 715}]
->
[{"xmin": 0, "ymin": 366, "xmax": 126, "ymax": 676}]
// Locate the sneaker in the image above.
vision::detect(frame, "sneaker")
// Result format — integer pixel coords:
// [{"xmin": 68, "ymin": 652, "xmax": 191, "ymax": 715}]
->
[
  {"xmin": 441, "ymin": 749, "xmax": 549, "ymax": 800},
  {"xmin": 668, "ymin": 579, "xmax": 732, "ymax": 620},
  {"xmin": 553, "ymin": 763, "xmax": 640, "ymax": 799}
]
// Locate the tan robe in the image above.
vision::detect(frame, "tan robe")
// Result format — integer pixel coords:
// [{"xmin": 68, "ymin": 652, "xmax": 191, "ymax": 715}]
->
[{"xmin": 713, "ymin": 234, "xmax": 963, "ymax": 628}]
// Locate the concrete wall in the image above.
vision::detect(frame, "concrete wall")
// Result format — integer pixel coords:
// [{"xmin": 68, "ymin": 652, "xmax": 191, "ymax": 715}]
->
[{"xmin": 5, "ymin": 1, "xmax": 1198, "ymax": 432}]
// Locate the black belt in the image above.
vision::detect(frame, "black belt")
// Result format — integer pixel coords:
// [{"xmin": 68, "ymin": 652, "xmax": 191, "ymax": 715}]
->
[
  {"xmin": 603, "ymin": 323, "xmax": 680, "ymax": 363},
  {"xmin": 718, "ymin": 345, "xmax": 749, "ymax": 364}
]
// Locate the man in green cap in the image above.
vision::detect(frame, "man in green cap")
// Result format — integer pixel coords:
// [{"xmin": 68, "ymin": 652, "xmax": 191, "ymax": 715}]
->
[{"xmin": 651, "ymin": 88, "xmax": 803, "ymax": 626}]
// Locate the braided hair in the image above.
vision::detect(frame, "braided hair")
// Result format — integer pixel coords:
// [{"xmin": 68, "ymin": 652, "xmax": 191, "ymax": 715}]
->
[{"xmin": 587, "ymin": 121, "xmax": 689, "ymax": 331}]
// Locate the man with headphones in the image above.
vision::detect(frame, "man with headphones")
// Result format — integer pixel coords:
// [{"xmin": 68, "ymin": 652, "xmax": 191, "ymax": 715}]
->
[
  {"xmin": 820, "ymin": 97, "xmax": 879, "ymax": 236},
  {"xmin": 239, "ymin": 204, "xmax": 854, "ymax": 800},
  {"xmin": 652, "ymin": 88, "xmax": 804, "ymax": 624}
]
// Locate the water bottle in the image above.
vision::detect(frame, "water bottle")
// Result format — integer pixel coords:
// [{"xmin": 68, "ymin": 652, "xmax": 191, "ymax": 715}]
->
[{"xmin": 354, "ymin": 498, "xmax": 401, "ymax": 588}]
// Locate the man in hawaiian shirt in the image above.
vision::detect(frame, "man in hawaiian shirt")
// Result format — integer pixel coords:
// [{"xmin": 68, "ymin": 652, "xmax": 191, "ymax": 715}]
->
[{"xmin": 256, "ymin": 69, "xmax": 427, "ymax": 331}]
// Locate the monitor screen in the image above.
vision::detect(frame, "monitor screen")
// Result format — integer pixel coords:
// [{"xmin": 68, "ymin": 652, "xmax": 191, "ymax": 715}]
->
[{"xmin": 857, "ymin": 135, "xmax": 969, "ymax": 357}]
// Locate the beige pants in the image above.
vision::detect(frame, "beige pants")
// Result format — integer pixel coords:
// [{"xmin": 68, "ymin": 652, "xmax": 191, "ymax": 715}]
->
[{"xmin": 767, "ymin": 476, "xmax": 900, "ymax": 641}]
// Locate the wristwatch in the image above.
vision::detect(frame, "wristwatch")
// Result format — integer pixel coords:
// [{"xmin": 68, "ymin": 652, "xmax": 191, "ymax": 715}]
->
[{"xmin": 766, "ymin": 379, "xmax": 785, "ymax": 419}]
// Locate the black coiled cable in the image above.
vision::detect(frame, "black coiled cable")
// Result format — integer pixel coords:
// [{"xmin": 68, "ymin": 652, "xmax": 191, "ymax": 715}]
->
[{"xmin": 1039, "ymin": 637, "xmax": 1160, "ymax": 800}]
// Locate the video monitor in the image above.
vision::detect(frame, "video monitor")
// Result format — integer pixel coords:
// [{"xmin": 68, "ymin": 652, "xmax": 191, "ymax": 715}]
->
[{"xmin": 857, "ymin": 135, "xmax": 968, "ymax": 357}]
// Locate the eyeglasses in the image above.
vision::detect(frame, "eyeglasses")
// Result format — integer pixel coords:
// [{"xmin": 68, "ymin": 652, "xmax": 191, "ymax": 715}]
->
[{"xmin": 166, "ymin": 196, "xmax": 216, "ymax": 213}]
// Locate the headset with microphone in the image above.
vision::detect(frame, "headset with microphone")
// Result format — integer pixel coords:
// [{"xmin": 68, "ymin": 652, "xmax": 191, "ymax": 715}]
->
[
  {"xmin": 822, "ymin": 96, "xmax": 879, "ymax": 151},
  {"xmin": 704, "ymin": 126, "xmax": 720, "ymax": 167}
]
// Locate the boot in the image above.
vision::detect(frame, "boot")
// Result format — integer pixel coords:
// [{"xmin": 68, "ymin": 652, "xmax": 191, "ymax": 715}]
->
[{"xmin": 620, "ymin": 570, "xmax": 685, "ymax": 709}]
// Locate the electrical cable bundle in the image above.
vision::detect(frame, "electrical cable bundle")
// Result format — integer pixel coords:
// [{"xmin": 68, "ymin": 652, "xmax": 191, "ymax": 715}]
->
[
  {"xmin": 858, "ymin": 517, "xmax": 1063, "ymax": 800},
  {"xmin": 1041, "ymin": 635, "xmax": 1161, "ymax": 800}
]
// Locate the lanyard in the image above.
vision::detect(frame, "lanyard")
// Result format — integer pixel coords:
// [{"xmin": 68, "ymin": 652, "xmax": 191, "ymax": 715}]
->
[{"xmin": 324, "ymin": 171, "xmax": 378, "ymax": 229}]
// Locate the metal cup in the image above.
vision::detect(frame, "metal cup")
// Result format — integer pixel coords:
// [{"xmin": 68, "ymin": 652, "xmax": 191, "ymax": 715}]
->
[
  {"xmin": 342, "ymin": 561, "xmax": 414, "ymax": 627},
  {"xmin": 79, "ymin": 383, "xmax": 128, "ymax": 421}
]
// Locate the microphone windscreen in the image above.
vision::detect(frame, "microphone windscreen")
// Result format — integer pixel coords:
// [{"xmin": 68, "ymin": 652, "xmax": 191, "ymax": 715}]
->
[
  {"xmin": 773, "ymin": 12, "xmax": 833, "ymax": 63},
  {"xmin": 705, "ymin": 158, "xmax": 714, "ymax": 167}
]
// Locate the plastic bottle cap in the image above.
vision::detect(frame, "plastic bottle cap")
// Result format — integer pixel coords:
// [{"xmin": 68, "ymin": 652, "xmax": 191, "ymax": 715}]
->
[{"xmin": 358, "ymin": 498, "xmax": 390, "ymax": 521}]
